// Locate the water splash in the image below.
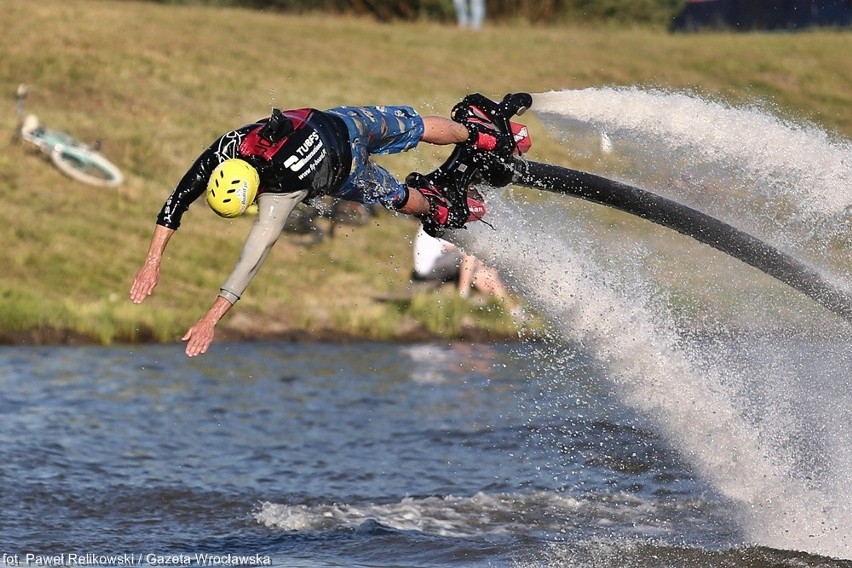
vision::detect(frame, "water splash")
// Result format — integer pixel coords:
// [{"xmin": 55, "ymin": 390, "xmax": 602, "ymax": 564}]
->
[
  {"xmin": 255, "ymin": 490, "xmax": 706, "ymax": 540},
  {"xmin": 453, "ymin": 88, "xmax": 852, "ymax": 559},
  {"xmin": 531, "ymin": 87, "xmax": 852, "ymax": 271}
]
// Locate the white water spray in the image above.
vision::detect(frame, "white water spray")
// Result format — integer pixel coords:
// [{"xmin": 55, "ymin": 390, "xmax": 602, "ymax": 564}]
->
[
  {"xmin": 532, "ymin": 87, "xmax": 852, "ymax": 271},
  {"xmin": 455, "ymin": 88, "xmax": 852, "ymax": 559}
]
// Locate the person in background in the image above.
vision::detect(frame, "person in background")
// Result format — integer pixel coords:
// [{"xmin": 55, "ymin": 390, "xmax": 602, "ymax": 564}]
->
[
  {"xmin": 453, "ymin": 0, "xmax": 486, "ymax": 30},
  {"xmin": 412, "ymin": 225, "xmax": 521, "ymax": 314}
]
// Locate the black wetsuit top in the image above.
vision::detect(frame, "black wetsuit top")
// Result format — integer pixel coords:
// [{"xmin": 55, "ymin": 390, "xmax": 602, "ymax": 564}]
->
[{"xmin": 156, "ymin": 109, "xmax": 351, "ymax": 230}]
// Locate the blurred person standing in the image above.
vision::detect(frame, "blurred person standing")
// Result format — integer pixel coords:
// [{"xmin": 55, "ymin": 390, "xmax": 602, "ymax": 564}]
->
[{"xmin": 453, "ymin": 0, "xmax": 485, "ymax": 30}]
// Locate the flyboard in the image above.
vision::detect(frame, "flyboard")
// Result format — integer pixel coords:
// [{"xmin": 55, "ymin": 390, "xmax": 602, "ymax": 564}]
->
[{"xmin": 424, "ymin": 92, "xmax": 852, "ymax": 324}]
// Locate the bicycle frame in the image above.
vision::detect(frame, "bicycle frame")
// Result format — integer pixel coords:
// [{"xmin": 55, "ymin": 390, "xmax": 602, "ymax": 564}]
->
[{"xmin": 15, "ymin": 85, "xmax": 124, "ymax": 188}]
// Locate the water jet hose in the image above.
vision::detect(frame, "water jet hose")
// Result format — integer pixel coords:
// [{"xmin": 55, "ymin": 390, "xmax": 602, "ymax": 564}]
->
[{"xmin": 515, "ymin": 160, "xmax": 852, "ymax": 324}]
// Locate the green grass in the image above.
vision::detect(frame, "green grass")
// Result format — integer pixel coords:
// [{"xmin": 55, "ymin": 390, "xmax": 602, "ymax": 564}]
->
[{"xmin": 0, "ymin": 0, "xmax": 850, "ymax": 344}]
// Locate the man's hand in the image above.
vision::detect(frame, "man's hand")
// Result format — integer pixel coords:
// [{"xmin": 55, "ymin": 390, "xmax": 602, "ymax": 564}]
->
[
  {"xmin": 180, "ymin": 295, "xmax": 235, "ymax": 357},
  {"xmin": 130, "ymin": 261, "xmax": 160, "ymax": 304},
  {"xmin": 182, "ymin": 317, "xmax": 217, "ymax": 358},
  {"xmin": 130, "ymin": 225, "xmax": 175, "ymax": 304}
]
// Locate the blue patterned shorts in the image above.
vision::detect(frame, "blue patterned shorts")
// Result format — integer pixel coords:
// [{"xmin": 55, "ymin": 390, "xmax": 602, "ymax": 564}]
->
[{"xmin": 325, "ymin": 105, "xmax": 425, "ymax": 208}]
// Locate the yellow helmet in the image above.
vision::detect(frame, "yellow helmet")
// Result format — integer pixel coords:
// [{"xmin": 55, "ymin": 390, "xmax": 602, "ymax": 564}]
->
[{"xmin": 206, "ymin": 159, "xmax": 259, "ymax": 218}]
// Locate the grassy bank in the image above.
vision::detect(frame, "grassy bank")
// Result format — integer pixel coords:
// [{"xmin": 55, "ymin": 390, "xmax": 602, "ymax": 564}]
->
[{"xmin": 1, "ymin": 0, "xmax": 850, "ymax": 345}]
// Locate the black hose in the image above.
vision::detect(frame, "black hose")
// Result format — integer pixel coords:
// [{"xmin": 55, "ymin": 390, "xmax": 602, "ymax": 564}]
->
[{"xmin": 515, "ymin": 160, "xmax": 852, "ymax": 324}]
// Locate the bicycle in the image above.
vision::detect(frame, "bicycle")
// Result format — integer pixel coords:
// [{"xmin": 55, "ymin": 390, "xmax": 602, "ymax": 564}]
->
[{"xmin": 14, "ymin": 85, "xmax": 124, "ymax": 188}]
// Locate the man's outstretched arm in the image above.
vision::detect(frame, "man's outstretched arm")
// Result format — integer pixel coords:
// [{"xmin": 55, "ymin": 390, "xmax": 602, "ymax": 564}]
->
[
  {"xmin": 179, "ymin": 191, "xmax": 306, "ymax": 357},
  {"xmin": 130, "ymin": 224, "xmax": 175, "ymax": 304}
]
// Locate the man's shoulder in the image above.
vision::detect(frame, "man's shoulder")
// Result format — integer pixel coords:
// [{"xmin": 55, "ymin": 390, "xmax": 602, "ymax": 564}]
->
[{"xmin": 204, "ymin": 122, "xmax": 262, "ymax": 161}]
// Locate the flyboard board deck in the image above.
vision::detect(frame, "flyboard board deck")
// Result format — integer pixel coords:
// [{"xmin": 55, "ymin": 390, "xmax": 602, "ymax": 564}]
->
[{"xmin": 513, "ymin": 160, "xmax": 852, "ymax": 324}]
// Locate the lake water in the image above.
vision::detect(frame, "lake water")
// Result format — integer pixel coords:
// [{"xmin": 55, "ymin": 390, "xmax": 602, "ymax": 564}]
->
[{"xmin": 1, "ymin": 339, "xmax": 849, "ymax": 567}]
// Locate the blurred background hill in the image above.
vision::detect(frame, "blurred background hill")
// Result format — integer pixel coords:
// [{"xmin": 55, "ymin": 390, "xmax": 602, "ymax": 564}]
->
[
  {"xmin": 114, "ymin": 0, "xmax": 684, "ymax": 27},
  {"xmin": 117, "ymin": 0, "xmax": 852, "ymax": 30},
  {"xmin": 0, "ymin": 0, "xmax": 849, "ymax": 346}
]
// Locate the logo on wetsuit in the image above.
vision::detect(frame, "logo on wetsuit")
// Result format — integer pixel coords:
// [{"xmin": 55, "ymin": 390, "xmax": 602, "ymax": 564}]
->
[{"xmin": 283, "ymin": 131, "xmax": 326, "ymax": 180}]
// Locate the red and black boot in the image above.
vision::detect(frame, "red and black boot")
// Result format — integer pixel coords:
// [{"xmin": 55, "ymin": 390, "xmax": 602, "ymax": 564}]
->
[
  {"xmin": 451, "ymin": 92, "xmax": 533, "ymax": 158},
  {"xmin": 406, "ymin": 172, "xmax": 486, "ymax": 238}
]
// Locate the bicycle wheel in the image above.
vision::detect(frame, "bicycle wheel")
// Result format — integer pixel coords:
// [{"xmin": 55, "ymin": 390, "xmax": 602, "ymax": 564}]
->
[{"xmin": 50, "ymin": 144, "xmax": 124, "ymax": 188}]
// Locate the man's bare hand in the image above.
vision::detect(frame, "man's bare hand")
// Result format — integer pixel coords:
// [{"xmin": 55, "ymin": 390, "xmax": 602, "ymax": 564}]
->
[
  {"xmin": 182, "ymin": 318, "xmax": 217, "ymax": 358},
  {"xmin": 130, "ymin": 262, "xmax": 160, "ymax": 304},
  {"xmin": 131, "ymin": 225, "xmax": 175, "ymax": 304},
  {"xmin": 180, "ymin": 297, "xmax": 234, "ymax": 358}
]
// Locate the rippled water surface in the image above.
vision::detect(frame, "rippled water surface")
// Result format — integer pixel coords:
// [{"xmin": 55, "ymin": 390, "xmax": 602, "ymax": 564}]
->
[{"xmin": 1, "ymin": 340, "xmax": 846, "ymax": 567}]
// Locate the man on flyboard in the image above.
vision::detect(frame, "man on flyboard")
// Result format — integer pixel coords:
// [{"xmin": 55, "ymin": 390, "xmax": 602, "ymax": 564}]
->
[{"xmin": 130, "ymin": 95, "xmax": 528, "ymax": 357}]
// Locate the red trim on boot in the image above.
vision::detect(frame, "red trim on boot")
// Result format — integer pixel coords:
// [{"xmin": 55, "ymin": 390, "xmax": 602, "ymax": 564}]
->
[{"xmin": 474, "ymin": 131, "xmax": 498, "ymax": 151}]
